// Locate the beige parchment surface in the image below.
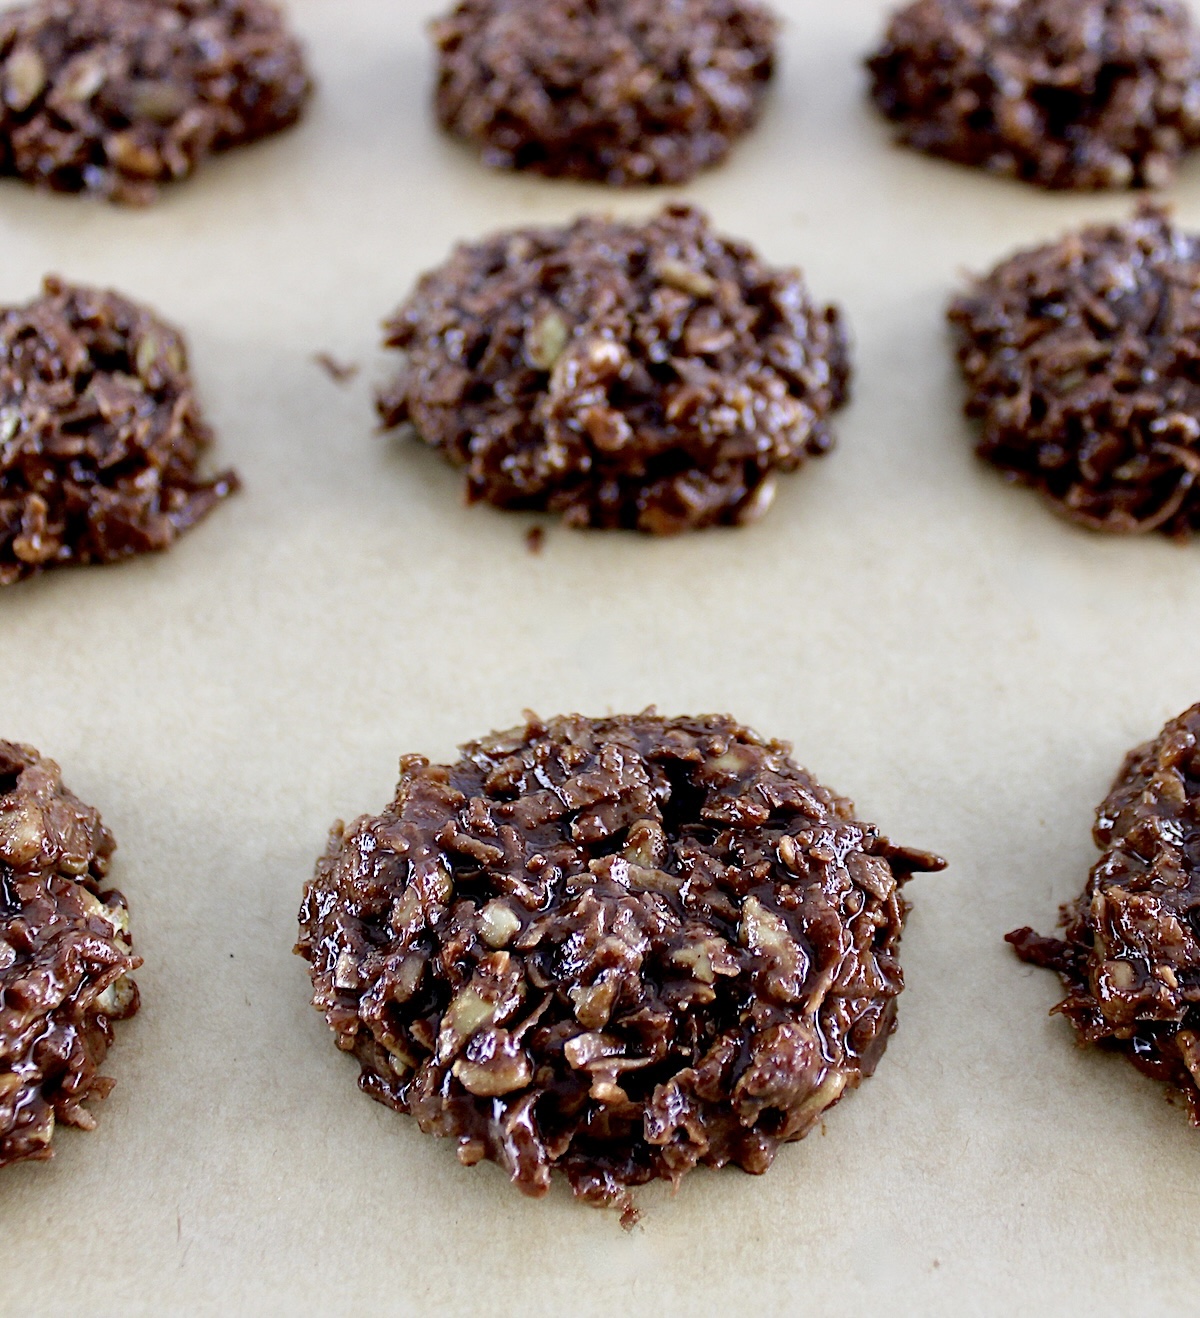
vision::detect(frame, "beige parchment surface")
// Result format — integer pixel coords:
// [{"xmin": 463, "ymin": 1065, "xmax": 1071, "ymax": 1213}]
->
[{"xmin": 3, "ymin": 1, "xmax": 1200, "ymax": 1313}]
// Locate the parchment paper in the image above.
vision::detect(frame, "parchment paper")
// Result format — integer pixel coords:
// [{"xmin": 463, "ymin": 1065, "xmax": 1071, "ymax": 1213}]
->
[{"xmin": 3, "ymin": 1, "xmax": 1200, "ymax": 1312}]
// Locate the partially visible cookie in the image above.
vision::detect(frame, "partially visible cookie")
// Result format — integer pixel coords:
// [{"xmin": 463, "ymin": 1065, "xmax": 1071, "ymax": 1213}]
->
[
  {"xmin": 0, "ymin": 0, "xmax": 312, "ymax": 205},
  {"xmin": 0, "ymin": 742, "xmax": 140, "ymax": 1168},
  {"xmin": 431, "ymin": 0, "xmax": 778, "ymax": 186},
  {"xmin": 378, "ymin": 205, "xmax": 850, "ymax": 535},
  {"xmin": 0, "ymin": 278, "xmax": 239, "ymax": 584},
  {"xmin": 1008, "ymin": 705, "xmax": 1200, "ymax": 1123},
  {"xmin": 948, "ymin": 207, "xmax": 1200, "ymax": 536},
  {"xmin": 296, "ymin": 711, "xmax": 946, "ymax": 1223},
  {"xmin": 868, "ymin": 0, "xmax": 1200, "ymax": 190}
]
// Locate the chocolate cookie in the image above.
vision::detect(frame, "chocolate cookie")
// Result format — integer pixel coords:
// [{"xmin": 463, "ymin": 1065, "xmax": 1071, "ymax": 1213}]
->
[
  {"xmin": 431, "ymin": 0, "xmax": 777, "ymax": 186},
  {"xmin": 296, "ymin": 712, "xmax": 945, "ymax": 1223},
  {"xmin": 0, "ymin": 742, "xmax": 140, "ymax": 1168},
  {"xmin": 378, "ymin": 205, "xmax": 850, "ymax": 535},
  {"xmin": 948, "ymin": 207, "xmax": 1200, "ymax": 537},
  {"xmin": 1009, "ymin": 705, "xmax": 1200, "ymax": 1123},
  {"xmin": 0, "ymin": 277, "xmax": 238, "ymax": 584},
  {"xmin": 867, "ymin": 0, "xmax": 1200, "ymax": 190},
  {"xmin": 0, "ymin": 0, "xmax": 312, "ymax": 205}
]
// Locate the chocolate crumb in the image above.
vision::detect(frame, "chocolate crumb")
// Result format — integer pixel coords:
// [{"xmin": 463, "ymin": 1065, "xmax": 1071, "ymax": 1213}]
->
[
  {"xmin": 868, "ymin": 0, "xmax": 1200, "ymax": 191},
  {"xmin": 524, "ymin": 526, "xmax": 545, "ymax": 554},
  {"xmin": 296, "ymin": 711, "xmax": 945, "ymax": 1219},
  {"xmin": 0, "ymin": 741, "xmax": 140, "ymax": 1169},
  {"xmin": 315, "ymin": 353, "xmax": 360, "ymax": 386},
  {"xmin": 378, "ymin": 205, "xmax": 850, "ymax": 535},
  {"xmin": 1008, "ymin": 704, "xmax": 1200, "ymax": 1123},
  {"xmin": 0, "ymin": 277, "xmax": 238, "ymax": 584},
  {"xmin": 0, "ymin": 0, "xmax": 312, "ymax": 205},
  {"xmin": 431, "ymin": 0, "xmax": 778, "ymax": 187},
  {"xmin": 948, "ymin": 206, "xmax": 1200, "ymax": 537}
]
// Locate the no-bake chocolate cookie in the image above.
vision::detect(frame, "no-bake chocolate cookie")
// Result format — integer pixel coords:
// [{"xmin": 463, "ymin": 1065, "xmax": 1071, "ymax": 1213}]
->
[
  {"xmin": 431, "ymin": 0, "xmax": 777, "ymax": 186},
  {"xmin": 868, "ymin": 0, "xmax": 1200, "ymax": 190},
  {"xmin": 0, "ymin": 277, "xmax": 238, "ymax": 584},
  {"xmin": 0, "ymin": 742, "xmax": 140, "ymax": 1168},
  {"xmin": 948, "ymin": 207, "xmax": 1200, "ymax": 536},
  {"xmin": 378, "ymin": 205, "xmax": 850, "ymax": 534},
  {"xmin": 296, "ymin": 712, "xmax": 945, "ymax": 1223},
  {"xmin": 1009, "ymin": 705, "xmax": 1200, "ymax": 1123},
  {"xmin": 0, "ymin": 0, "xmax": 311, "ymax": 205}
]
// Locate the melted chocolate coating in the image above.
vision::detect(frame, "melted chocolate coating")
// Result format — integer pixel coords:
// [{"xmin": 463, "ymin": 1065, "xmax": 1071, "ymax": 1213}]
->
[
  {"xmin": 1010, "ymin": 706, "xmax": 1200, "ymax": 1122},
  {"xmin": 868, "ymin": 0, "xmax": 1200, "ymax": 191},
  {"xmin": 297, "ymin": 713, "xmax": 945, "ymax": 1223},
  {"xmin": 378, "ymin": 205, "xmax": 850, "ymax": 535},
  {"xmin": 0, "ymin": 742, "xmax": 140, "ymax": 1169},
  {"xmin": 0, "ymin": 278, "xmax": 238, "ymax": 584},
  {"xmin": 431, "ymin": 0, "xmax": 777, "ymax": 186},
  {"xmin": 0, "ymin": 0, "xmax": 312, "ymax": 205},
  {"xmin": 949, "ymin": 207, "xmax": 1200, "ymax": 536}
]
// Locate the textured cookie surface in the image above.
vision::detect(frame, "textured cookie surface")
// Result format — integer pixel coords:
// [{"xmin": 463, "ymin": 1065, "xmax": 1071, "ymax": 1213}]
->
[
  {"xmin": 1009, "ymin": 705, "xmax": 1200, "ymax": 1121},
  {"xmin": 378, "ymin": 205, "xmax": 850, "ymax": 535},
  {"xmin": 0, "ymin": 742, "xmax": 140, "ymax": 1168},
  {"xmin": 432, "ymin": 0, "xmax": 777, "ymax": 186},
  {"xmin": 0, "ymin": 278, "xmax": 238, "ymax": 584},
  {"xmin": 948, "ymin": 207, "xmax": 1200, "ymax": 536},
  {"xmin": 296, "ymin": 712, "xmax": 945, "ymax": 1222},
  {"xmin": 868, "ymin": 0, "xmax": 1200, "ymax": 190},
  {"xmin": 0, "ymin": 0, "xmax": 311, "ymax": 204}
]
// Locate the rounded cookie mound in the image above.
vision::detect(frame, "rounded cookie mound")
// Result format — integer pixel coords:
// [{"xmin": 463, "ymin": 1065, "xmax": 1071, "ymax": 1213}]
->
[
  {"xmin": 0, "ymin": 0, "xmax": 312, "ymax": 205},
  {"xmin": 296, "ymin": 712, "xmax": 945, "ymax": 1222},
  {"xmin": 378, "ymin": 205, "xmax": 850, "ymax": 534},
  {"xmin": 0, "ymin": 742, "xmax": 140, "ymax": 1168},
  {"xmin": 948, "ymin": 208, "xmax": 1200, "ymax": 537},
  {"xmin": 1008, "ymin": 704, "xmax": 1200, "ymax": 1123},
  {"xmin": 868, "ymin": 0, "xmax": 1200, "ymax": 190},
  {"xmin": 0, "ymin": 277, "xmax": 239, "ymax": 584},
  {"xmin": 431, "ymin": 0, "xmax": 777, "ymax": 186}
]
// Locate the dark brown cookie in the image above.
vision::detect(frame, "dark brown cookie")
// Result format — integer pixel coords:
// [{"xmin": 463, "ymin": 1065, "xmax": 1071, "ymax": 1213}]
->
[
  {"xmin": 431, "ymin": 0, "xmax": 777, "ymax": 186},
  {"xmin": 868, "ymin": 0, "xmax": 1200, "ymax": 190},
  {"xmin": 378, "ymin": 205, "xmax": 850, "ymax": 535},
  {"xmin": 1009, "ymin": 705, "xmax": 1200, "ymax": 1123},
  {"xmin": 948, "ymin": 207, "xmax": 1200, "ymax": 537},
  {"xmin": 0, "ymin": 0, "xmax": 312, "ymax": 205},
  {"xmin": 0, "ymin": 742, "xmax": 140, "ymax": 1169},
  {"xmin": 296, "ymin": 712, "xmax": 945, "ymax": 1223},
  {"xmin": 0, "ymin": 277, "xmax": 238, "ymax": 584}
]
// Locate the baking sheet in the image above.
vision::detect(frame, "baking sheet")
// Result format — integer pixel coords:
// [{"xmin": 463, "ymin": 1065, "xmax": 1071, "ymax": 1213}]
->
[{"xmin": 3, "ymin": 1, "xmax": 1200, "ymax": 1312}]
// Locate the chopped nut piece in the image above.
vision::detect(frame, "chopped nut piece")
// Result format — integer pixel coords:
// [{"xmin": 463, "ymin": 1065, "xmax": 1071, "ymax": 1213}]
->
[
  {"xmin": 478, "ymin": 900, "xmax": 521, "ymax": 949},
  {"xmin": 297, "ymin": 711, "xmax": 944, "ymax": 1220},
  {"xmin": 3, "ymin": 46, "xmax": 44, "ymax": 110},
  {"xmin": 126, "ymin": 79, "xmax": 189, "ymax": 124},
  {"xmin": 0, "ymin": 800, "xmax": 44, "ymax": 865},
  {"xmin": 57, "ymin": 55, "xmax": 106, "ymax": 102},
  {"xmin": 568, "ymin": 977, "xmax": 620, "ymax": 1029},
  {"xmin": 656, "ymin": 260, "xmax": 718, "ymax": 298},
  {"xmin": 623, "ymin": 819, "xmax": 667, "ymax": 868},
  {"xmin": 105, "ymin": 131, "xmax": 160, "ymax": 178},
  {"xmin": 333, "ymin": 951, "xmax": 361, "ymax": 990},
  {"xmin": 452, "ymin": 1029, "xmax": 533, "ymax": 1096},
  {"xmin": 439, "ymin": 986, "xmax": 497, "ymax": 1055},
  {"xmin": 525, "ymin": 311, "xmax": 570, "ymax": 372},
  {"xmin": 95, "ymin": 974, "xmax": 137, "ymax": 1017}
]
